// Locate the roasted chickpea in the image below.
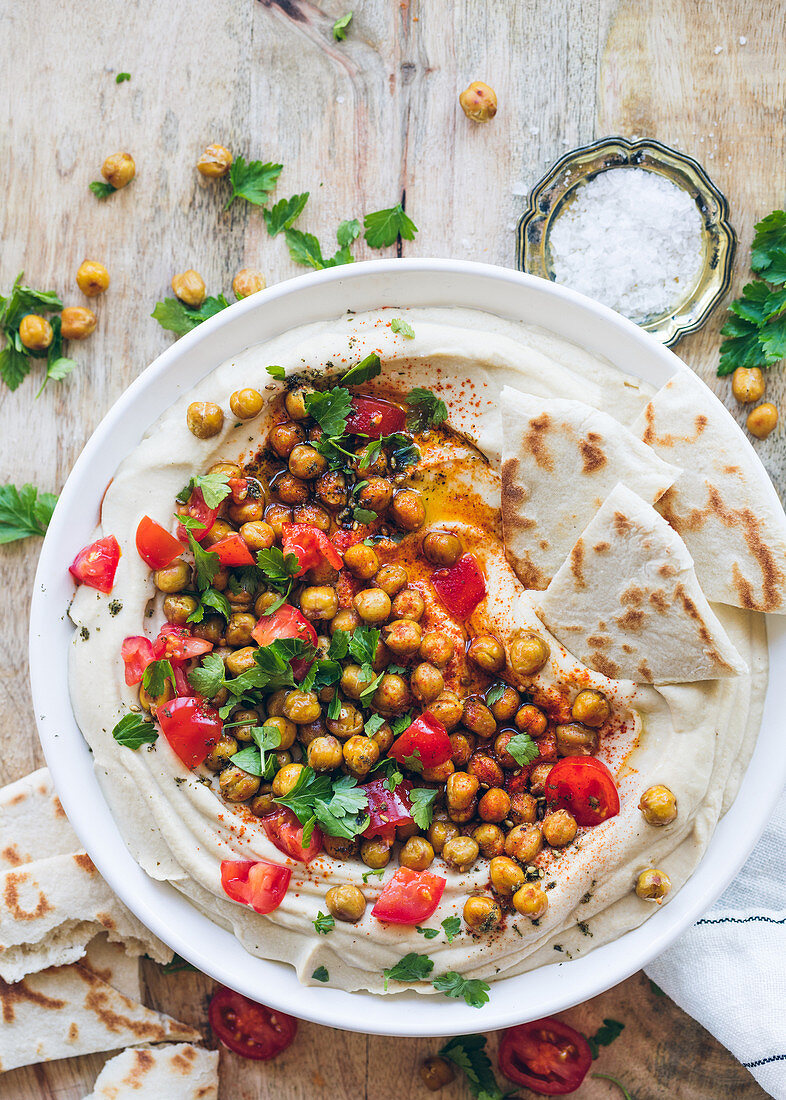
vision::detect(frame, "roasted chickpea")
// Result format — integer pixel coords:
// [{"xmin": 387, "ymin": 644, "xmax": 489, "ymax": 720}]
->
[
  {"xmin": 493, "ymin": 730, "xmax": 521, "ymax": 770},
  {"xmin": 513, "ymin": 883, "xmax": 548, "ymax": 920},
  {"xmin": 357, "ymin": 477, "xmax": 394, "ymax": 513},
  {"xmin": 639, "ymin": 785, "xmax": 678, "ymax": 826},
  {"xmin": 463, "ymin": 895, "xmax": 502, "ymax": 932},
  {"xmin": 322, "ymin": 834, "xmax": 358, "ymax": 859},
  {"xmin": 473, "ymin": 822, "xmax": 505, "ymax": 858},
  {"xmin": 371, "ymin": 721, "xmax": 395, "ymax": 755},
  {"xmin": 326, "ymin": 702, "xmax": 364, "ymax": 740},
  {"xmin": 353, "ymin": 588, "xmax": 391, "ymax": 624},
  {"xmin": 747, "ymin": 402, "xmax": 778, "ymax": 439},
  {"xmin": 542, "ymin": 809, "xmax": 578, "ymax": 848},
  {"xmin": 288, "ymin": 443, "xmax": 328, "ymax": 481},
  {"xmin": 529, "ymin": 762, "xmax": 553, "ymax": 797},
  {"xmin": 391, "ymin": 589, "xmax": 425, "ymax": 623},
  {"xmin": 420, "ymin": 1057, "xmax": 455, "ymax": 1092},
  {"xmin": 204, "ymin": 734, "xmax": 238, "ymax": 772},
  {"xmin": 430, "ymin": 691, "xmax": 464, "ymax": 731},
  {"xmin": 18, "ymin": 314, "xmax": 53, "ymax": 351},
  {"xmin": 283, "ymin": 690, "xmax": 321, "ymax": 724},
  {"xmin": 509, "ymin": 632, "xmax": 550, "ymax": 676},
  {"xmin": 313, "ymin": 470, "xmax": 347, "ymax": 509},
  {"xmin": 732, "ymin": 366, "xmax": 765, "ymax": 405},
  {"xmin": 515, "ymin": 704, "xmax": 548, "ymax": 737},
  {"xmin": 419, "ymin": 632, "xmax": 454, "ymax": 669},
  {"xmin": 421, "ymin": 759, "xmax": 455, "ymax": 783},
  {"xmin": 192, "ymin": 615, "xmax": 224, "ymax": 645},
  {"xmin": 462, "ymin": 698, "xmax": 496, "ymax": 739},
  {"xmin": 571, "ymin": 689, "xmax": 611, "ymax": 727},
  {"xmin": 374, "ymin": 563, "xmax": 408, "ymax": 596},
  {"xmin": 100, "ymin": 151, "xmax": 135, "ymax": 189},
  {"xmin": 197, "ymin": 143, "xmax": 233, "ymax": 177},
  {"xmin": 263, "ymin": 715, "xmax": 297, "ymax": 751},
  {"xmin": 266, "ymin": 689, "xmax": 291, "ymax": 718},
  {"xmin": 225, "ymin": 612, "xmax": 256, "ymax": 647},
  {"xmin": 446, "ymin": 772, "xmax": 480, "ymax": 812},
  {"xmin": 555, "ymin": 722, "xmax": 599, "ymax": 757},
  {"xmin": 459, "ymin": 81, "xmax": 497, "ymax": 122},
  {"xmin": 230, "ymin": 708, "xmax": 259, "ymax": 743},
  {"xmin": 225, "ymin": 647, "xmax": 257, "ymax": 677},
  {"xmin": 399, "ymin": 835, "xmax": 435, "ymax": 871},
  {"xmin": 343, "ymin": 735, "xmax": 380, "ymax": 778},
  {"xmin": 284, "ymin": 385, "xmax": 315, "ymax": 421},
  {"xmin": 478, "ymin": 787, "xmax": 511, "ymax": 823},
  {"xmin": 339, "ymin": 663, "xmax": 373, "ymax": 700},
  {"xmin": 271, "ymin": 472, "xmax": 307, "ymax": 505},
  {"xmin": 60, "ymin": 306, "xmax": 97, "ymax": 340},
  {"xmin": 326, "ymin": 884, "xmax": 366, "ymax": 923},
  {"xmin": 636, "ymin": 868, "xmax": 671, "ymax": 902},
  {"xmin": 343, "ymin": 543, "xmax": 379, "ymax": 580},
  {"xmin": 467, "ymin": 751, "xmax": 505, "ymax": 788},
  {"xmin": 293, "ymin": 503, "xmax": 331, "ymax": 533},
  {"xmin": 390, "ymin": 488, "xmax": 426, "ymax": 531},
  {"xmin": 509, "ymin": 792, "xmax": 538, "ymax": 825},
  {"xmin": 449, "ymin": 730, "xmax": 475, "ymax": 767},
  {"xmin": 373, "ymin": 673, "xmax": 411, "ymax": 716},
  {"xmin": 232, "ymin": 268, "xmax": 266, "ymax": 299},
  {"xmin": 271, "ymin": 761, "xmax": 304, "ymax": 797},
  {"xmin": 220, "ymin": 765, "xmax": 260, "ymax": 802},
  {"xmin": 297, "ymin": 717, "xmax": 326, "ymax": 748},
  {"xmin": 248, "ymin": 786, "xmax": 275, "ymax": 817},
  {"xmin": 236, "ymin": 521, "xmax": 273, "ymax": 553},
  {"xmin": 209, "ymin": 460, "xmax": 242, "ymax": 478},
  {"xmin": 201, "ymin": 519, "xmax": 234, "ymax": 548},
  {"xmin": 154, "ymin": 559, "xmax": 190, "ymax": 593},
  {"xmin": 442, "ymin": 835, "xmax": 479, "ymax": 872},
  {"xmin": 76, "ymin": 260, "xmax": 110, "ymax": 297},
  {"xmin": 171, "ymin": 269, "xmax": 206, "ymax": 308},
  {"xmin": 422, "ymin": 530, "xmax": 462, "ymax": 567},
  {"xmin": 229, "ymin": 388, "xmax": 264, "ymax": 420},
  {"xmin": 330, "ymin": 608, "xmax": 360, "ymax": 636},
  {"xmin": 468, "ymin": 635, "xmax": 506, "ymax": 674},
  {"xmin": 360, "ymin": 837, "xmax": 391, "ymax": 869},
  {"xmin": 263, "ymin": 502, "xmax": 292, "ymax": 537},
  {"xmin": 300, "ymin": 586, "xmax": 339, "ymax": 621},
  {"xmin": 411, "ymin": 662, "xmax": 445, "ymax": 704},
  {"xmin": 187, "ymin": 401, "xmax": 224, "ymax": 439},
  {"xmin": 505, "ymin": 824, "xmax": 543, "ymax": 864},
  {"xmin": 382, "ymin": 619, "xmax": 421, "ymax": 657},
  {"xmin": 427, "ymin": 818, "xmax": 459, "ymax": 854},
  {"xmin": 489, "ymin": 855, "xmax": 526, "ymax": 896},
  {"xmin": 269, "ymin": 420, "xmax": 306, "ymax": 458},
  {"xmin": 489, "ymin": 686, "xmax": 520, "ymax": 722},
  {"xmin": 162, "ymin": 594, "xmax": 198, "ymax": 625}
]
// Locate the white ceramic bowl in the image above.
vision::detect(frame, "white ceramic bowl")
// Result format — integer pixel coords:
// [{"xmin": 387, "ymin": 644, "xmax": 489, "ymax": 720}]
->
[{"xmin": 30, "ymin": 260, "xmax": 786, "ymax": 1037}]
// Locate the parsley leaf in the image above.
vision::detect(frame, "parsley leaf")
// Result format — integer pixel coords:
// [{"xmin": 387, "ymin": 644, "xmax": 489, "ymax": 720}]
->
[
  {"xmin": 353, "ymin": 507, "xmax": 378, "ymax": 525},
  {"xmin": 505, "ymin": 733, "xmax": 540, "ymax": 766},
  {"xmin": 152, "ymin": 295, "xmax": 230, "ymax": 337},
  {"xmin": 264, "ymin": 193, "xmax": 309, "ymax": 236},
  {"xmin": 406, "ymin": 387, "xmax": 448, "ymax": 430},
  {"xmin": 750, "ymin": 210, "xmax": 786, "ymax": 283},
  {"xmin": 304, "ymin": 386, "xmax": 352, "ymax": 438},
  {"xmin": 312, "ymin": 966, "xmax": 329, "ymax": 983},
  {"xmin": 364, "ymin": 204, "xmax": 418, "ymax": 250},
  {"xmin": 332, "ymin": 10, "xmax": 353, "ymax": 40},
  {"xmin": 116, "ymin": 72, "xmax": 131, "ymax": 83},
  {"xmin": 313, "ymin": 911, "xmax": 335, "ymax": 934},
  {"xmin": 0, "ymin": 483, "xmax": 57, "ymax": 543},
  {"xmin": 328, "ymin": 629, "xmax": 351, "ymax": 660},
  {"xmin": 337, "ymin": 218, "xmax": 361, "ymax": 248},
  {"xmin": 229, "ymin": 637, "xmax": 314, "ymax": 697},
  {"xmin": 0, "ymin": 345, "xmax": 31, "ymax": 390},
  {"xmin": 142, "ymin": 659, "xmax": 176, "ymax": 698},
  {"xmin": 362, "ymin": 867, "xmax": 385, "ymax": 882},
  {"xmin": 187, "ymin": 531, "xmax": 220, "ymax": 591},
  {"xmin": 256, "ymin": 546, "xmax": 301, "ymax": 591},
  {"xmin": 177, "ymin": 472, "xmax": 231, "ymax": 510},
  {"xmin": 341, "ymin": 352, "xmax": 381, "ymax": 387},
  {"xmin": 187, "ymin": 586, "xmax": 232, "ymax": 623},
  {"xmin": 402, "ymin": 749, "xmax": 423, "ymax": 774},
  {"xmin": 485, "ymin": 682, "xmax": 506, "ymax": 706},
  {"xmin": 274, "ymin": 766, "xmax": 369, "ymax": 843},
  {"xmin": 160, "ymin": 953, "xmax": 197, "ymax": 973},
  {"xmin": 266, "ymin": 363, "xmax": 286, "ymax": 380},
  {"xmin": 226, "ymin": 155, "xmax": 282, "ymax": 209},
  {"xmin": 417, "ymin": 926, "xmax": 440, "ymax": 939},
  {"xmin": 348, "ymin": 624, "xmax": 380, "ymax": 667},
  {"xmin": 382, "ymin": 952, "xmax": 434, "ymax": 989},
  {"xmin": 591, "ymin": 1074, "xmax": 637, "ymax": 1100},
  {"xmin": 587, "ymin": 1018, "xmax": 625, "ymax": 1059},
  {"xmin": 187, "ymin": 653, "xmax": 227, "ymax": 698},
  {"xmin": 432, "ymin": 972, "xmax": 490, "ymax": 1008},
  {"xmin": 441, "ymin": 915, "xmax": 461, "ymax": 943},
  {"xmin": 391, "ymin": 714, "xmax": 413, "ymax": 736},
  {"xmin": 285, "ymin": 221, "xmax": 358, "ymax": 271},
  {"xmin": 89, "ymin": 180, "xmax": 117, "ymax": 200},
  {"xmin": 439, "ymin": 1035, "xmax": 505, "ymax": 1100},
  {"xmin": 230, "ymin": 724, "xmax": 282, "ymax": 778},
  {"xmin": 390, "ymin": 318, "xmax": 415, "ymax": 338},
  {"xmin": 718, "ymin": 212, "xmax": 786, "ymax": 374},
  {"xmin": 409, "ymin": 787, "xmax": 438, "ymax": 829},
  {"xmin": 112, "ymin": 712, "xmax": 158, "ymax": 750},
  {"xmin": 363, "ymin": 714, "xmax": 386, "ymax": 737}
]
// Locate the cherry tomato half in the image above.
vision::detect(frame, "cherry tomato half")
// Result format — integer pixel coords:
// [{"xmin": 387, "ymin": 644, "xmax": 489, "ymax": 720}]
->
[
  {"xmin": 361, "ymin": 778, "xmax": 413, "ymax": 840},
  {"xmin": 153, "ymin": 623, "xmax": 214, "ymax": 664},
  {"xmin": 282, "ymin": 523, "xmax": 343, "ymax": 575},
  {"xmin": 387, "ymin": 711, "xmax": 452, "ymax": 769},
  {"xmin": 121, "ymin": 635, "xmax": 155, "ymax": 685},
  {"xmin": 498, "ymin": 1017, "xmax": 592, "ymax": 1095},
  {"xmin": 210, "ymin": 533, "xmax": 255, "ymax": 567},
  {"xmin": 208, "ymin": 985, "xmax": 298, "ymax": 1061},
  {"xmin": 69, "ymin": 535, "xmax": 121, "ymax": 594},
  {"xmin": 372, "ymin": 867, "xmax": 446, "ymax": 925},
  {"xmin": 176, "ymin": 488, "xmax": 219, "ymax": 543},
  {"xmin": 261, "ymin": 807, "xmax": 323, "ymax": 864},
  {"xmin": 346, "ymin": 395, "xmax": 406, "ymax": 439},
  {"xmin": 252, "ymin": 604, "xmax": 318, "ymax": 649},
  {"xmin": 220, "ymin": 859, "xmax": 292, "ymax": 916},
  {"xmin": 135, "ymin": 516, "xmax": 183, "ymax": 570},
  {"xmin": 157, "ymin": 696, "xmax": 222, "ymax": 768},
  {"xmin": 431, "ymin": 553, "xmax": 486, "ymax": 620},
  {"xmin": 544, "ymin": 756, "xmax": 620, "ymax": 827}
]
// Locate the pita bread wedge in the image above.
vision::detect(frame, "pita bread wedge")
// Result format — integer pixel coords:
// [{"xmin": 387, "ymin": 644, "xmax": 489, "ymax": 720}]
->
[
  {"xmin": 633, "ymin": 368, "xmax": 786, "ymax": 613},
  {"xmin": 82, "ymin": 1043, "xmax": 219, "ymax": 1100},
  {"xmin": 500, "ymin": 387, "xmax": 679, "ymax": 589},
  {"xmin": 537, "ymin": 483, "xmax": 748, "ymax": 683},
  {"xmin": 0, "ymin": 767, "xmax": 79, "ymax": 870}
]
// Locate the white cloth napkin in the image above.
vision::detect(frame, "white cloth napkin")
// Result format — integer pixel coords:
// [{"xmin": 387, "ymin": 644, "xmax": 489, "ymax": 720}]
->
[{"xmin": 646, "ymin": 784, "xmax": 786, "ymax": 1099}]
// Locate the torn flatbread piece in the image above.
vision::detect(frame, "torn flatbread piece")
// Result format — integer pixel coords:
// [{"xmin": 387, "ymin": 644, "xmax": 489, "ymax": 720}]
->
[
  {"xmin": 81, "ymin": 1043, "xmax": 219, "ymax": 1100},
  {"xmin": 633, "ymin": 368, "xmax": 786, "ymax": 613},
  {"xmin": 501, "ymin": 387, "xmax": 679, "ymax": 589},
  {"xmin": 537, "ymin": 483, "xmax": 748, "ymax": 683},
  {"xmin": 0, "ymin": 767, "xmax": 79, "ymax": 870}
]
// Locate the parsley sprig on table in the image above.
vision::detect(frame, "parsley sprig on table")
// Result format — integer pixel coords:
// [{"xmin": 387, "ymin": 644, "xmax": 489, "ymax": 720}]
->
[
  {"xmin": 226, "ymin": 156, "xmax": 283, "ymax": 210},
  {"xmin": 719, "ymin": 210, "xmax": 786, "ymax": 375},
  {"xmin": 439, "ymin": 1035, "xmax": 508, "ymax": 1100},
  {"xmin": 0, "ymin": 483, "xmax": 57, "ymax": 543},
  {"xmin": 152, "ymin": 294, "xmax": 231, "ymax": 337},
  {"xmin": 332, "ymin": 11, "xmax": 353, "ymax": 40},
  {"xmin": 0, "ymin": 274, "xmax": 78, "ymax": 393}
]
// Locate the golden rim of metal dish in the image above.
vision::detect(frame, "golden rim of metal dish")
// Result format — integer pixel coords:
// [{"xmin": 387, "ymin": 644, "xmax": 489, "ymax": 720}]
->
[{"xmin": 516, "ymin": 136, "xmax": 736, "ymax": 347}]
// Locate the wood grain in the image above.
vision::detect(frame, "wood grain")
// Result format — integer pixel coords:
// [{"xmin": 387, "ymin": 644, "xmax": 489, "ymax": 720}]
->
[{"xmin": 0, "ymin": 0, "xmax": 779, "ymax": 1095}]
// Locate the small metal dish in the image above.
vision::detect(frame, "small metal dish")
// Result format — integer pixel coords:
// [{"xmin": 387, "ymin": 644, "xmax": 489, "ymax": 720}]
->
[{"xmin": 516, "ymin": 136, "xmax": 736, "ymax": 346}]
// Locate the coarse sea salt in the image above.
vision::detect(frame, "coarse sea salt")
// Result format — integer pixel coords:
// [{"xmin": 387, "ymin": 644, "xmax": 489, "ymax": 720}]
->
[{"xmin": 548, "ymin": 167, "xmax": 704, "ymax": 323}]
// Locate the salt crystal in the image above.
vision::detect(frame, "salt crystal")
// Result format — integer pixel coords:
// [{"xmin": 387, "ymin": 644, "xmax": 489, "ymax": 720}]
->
[
  {"xmin": 739, "ymin": 35, "xmax": 747, "ymax": 45},
  {"xmin": 714, "ymin": 44, "xmax": 724, "ymax": 54},
  {"xmin": 548, "ymin": 167, "xmax": 704, "ymax": 323}
]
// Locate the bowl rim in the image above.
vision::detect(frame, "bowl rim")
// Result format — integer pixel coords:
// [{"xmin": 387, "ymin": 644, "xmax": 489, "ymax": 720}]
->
[{"xmin": 29, "ymin": 257, "xmax": 786, "ymax": 1037}]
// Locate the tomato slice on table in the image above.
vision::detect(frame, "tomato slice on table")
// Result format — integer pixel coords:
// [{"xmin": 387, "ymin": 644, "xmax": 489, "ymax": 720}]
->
[
  {"xmin": 153, "ymin": 623, "xmax": 214, "ymax": 664},
  {"xmin": 345, "ymin": 395, "xmax": 406, "ymax": 439},
  {"xmin": 361, "ymin": 778, "xmax": 413, "ymax": 840},
  {"xmin": 157, "ymin": 696, "xmax": 222, "ymax": 767},
  {"xmin": 121, "ymin": 636, "xmax": 155, "ymax": 685},
  {"xmin": 282, "ymin": 523, "xmax": 343, "ymax": 575},
  {"xmin": 431, "ymin": 553, "xmax": 486, "ymax": 620},
  {"xmin": 69, "ymin": 535, "xmax": 121, "ymax": 594},
  {"xmin": 387, "ymin": 711, "xmax": 452, "ymax": 769},
  {"xmin": 209, "ymin": 985, "xmax": 298, "ymax": 1060},
  {"xmin": 544, "ymin": 756, "xmax": 620, "ymax": 827},
  {"xmin": 252, "ymin": 604, "xmax": 318, "ymax": 649},
  {"xmin": 372, "ymin": 867, "xmax": 446, "ymax": 924},
  {"xmin": 176, "ymin": 488, "xmax": 219, "ymax": 543},
  {"xmin": 209, "ymin": 533, "xmax": 255, "ymax": 567},
  {"xmin": 220, "ymin": 859, "xmax": 292, "ymax": 916},
  {"xmin": 261, "ymin": 807, "xmax": 323, "ymax": 863},
  {"xmin": 498, "ymin": 1018, "xmax": 592, "ymax": 1095},
  {"xmin": 135, "ymin": 516, "xmax": 182, "ymax": 569}
]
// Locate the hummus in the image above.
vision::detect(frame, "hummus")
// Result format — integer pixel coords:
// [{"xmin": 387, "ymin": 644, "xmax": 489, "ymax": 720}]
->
[{"xmin": 69, "ymin": 308, "xmax": 768, "ymax": 995}]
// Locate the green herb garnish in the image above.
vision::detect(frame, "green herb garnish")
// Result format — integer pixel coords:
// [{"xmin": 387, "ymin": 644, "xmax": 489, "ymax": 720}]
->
[
  {"xmin": 0, "ymin": 483, "xmax": 57, "ymax": 543},
  {"xmin": 332, "ymin": 11, "xmax": 353, "ymax": 39},
  {"xmin": 89, "ymin": 180, "xmax": 117, "ymax": 200},
  {"xmin": 266, "ymin": 363, "xmax": 286, "ymax": 379},
  {"xmin": 229, "ymin": 725, "xmax": 282, "ymax": 778},
  {"xmin": 719, "ymin": 210, "xmax": 786, "ymax": 375},
  {"xmin": 274, "ymin": 766, "xmax": 369, "ymax": 843},
  {"xmin": 382, "ymin": 952, "xmax": 434, "ymax": 989},
  {"xmin": 364, "ymin": 204, "xmax": 418, "ymax": 249},
  {"xmin": 390, "ymin": 318, "xmax": 415, "ymax": 338},
  {"xmin": 264, "ymin": 193, "xmax": 309, "ymax": 237},
  {"xmin": 505, "ymin": 732, "xmax": 540, "ymax": 766},
  {"xmin": 115, "ymin": 72, "xmax": 131, "ymax": 83},
  {"xmin": 587, "ymin": 1018, "xmax": 625, "ymax": 1059},
  {"xmin": 226, "ymin": 155, "xmax": 282, "ymax": 210},
  {"xmin": 591, "ymin": 1074, "xmax": 636, "ymax": 1100},
  {"xmin": 312, "ymin": 966, "xmax": 329, "ymax": 982},
  {"xmin": 141, "ymin": 659, "xmax": 176, "ymax": 698},
  {"xmin": 409, "ymin": 788, "xmax": 438, "ymax": 829},
  {"xmin": 313, "ymin": 911, "xmax": 335, "ymax": 935},
  {"xmin": 341, "ymin": 352, "xmax": 381, "ymax": 387},
  {"xmin": 152, "ymin": 295, "xmax": 230, "ymax": 337},
  {"xmin": 432, "ymin": 972, "xmax": 490, "ymax": 1008},
  {"xmin": 439, "ymin": 1035, "xmax": 505, "ymax": 1099},
  {"xmin": 112, "ymin": 712, "xmax": 158, "ymax": 750},
  {"xmin": 406, "ymin": 386, "xmax": 448, "ymax": 430}
]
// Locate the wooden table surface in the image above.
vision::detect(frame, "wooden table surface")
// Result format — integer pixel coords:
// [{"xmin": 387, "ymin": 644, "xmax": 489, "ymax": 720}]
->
[{"xmin": 1, "ymin": 0, "xmax": 782, "ymax": 1096}]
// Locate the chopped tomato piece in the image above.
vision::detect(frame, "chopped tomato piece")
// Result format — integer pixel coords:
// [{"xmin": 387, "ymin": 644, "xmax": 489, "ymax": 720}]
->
[
  {"xmin": 372, "ymin": 867, "xmax": 446, "ymax": 925},
  {"xmin": 387, "ymin": 712, "xmax": 452, "ymax": 769},
  {"xmin": 346, "ymin": 395, "xmax": 406, "ymax": 439},
  {"xmin": 535, "ymin": 729, "xmax": 558, "ymax": 764},
  {"xmin": 121, "ymin": 636, "xmax": 155, "ymax": 686},
  {"xmin": 153, "ymin": 623, "xmax": 213, "ymax": 664},
  {"xmin": 431, "ymin": 553, "xmax": 486, "ymax": 620},
  {"xmin": 228, "ymin": 476, "xmax": 248, "ymax": 503},
  {"xmin": 210, "ymin": 533, "xmax": 255, "ymax": 567},
  {"xmin": 172, "ymin": 664, "xmax": 192, "ymax": 696},
  {"xmin": 282, "ymin": 523, "xmax": 343, "ymax": 575},
  {"xmin": 176, "ymin": 488, "xmax": 219, "ymax": 543},
  {"xmin": 498, "ymin": 1018, "xmax": 592, "ymax": 1095},
  {"xmin": 208, "ymin": 985, "xmax": 297, "ymax": 1060},
  {"xmin": 362, "ymin": 778, "xmax": 413, "ymax": 840},
  {"xmin": 336, "ymin": 570, "xmax": 362, "ymax": 609},
  {"xmin": 135, "ymin": 516, "xmax": 182, "ymax": 570},
  {"xmin": 69, "ymin": 535, "xmax": 121, "ymax": 594},
  {"xmin": 157, "ymin": 696, "xmax": 222, "ymax": 768},
  {"xmin": 252, "ymin": 604, "xmax": 318, "ymax": 649},
  {"xmin": 544, "ymin": 756, "xmax": 620, "ymax": 827},
  {"xmin": 219, "ymin": 860, "xmax": 292, "ymax": 917},
  {"xmin": 261, "ymin": 808, "xmax": 322, "ymax": 863}
]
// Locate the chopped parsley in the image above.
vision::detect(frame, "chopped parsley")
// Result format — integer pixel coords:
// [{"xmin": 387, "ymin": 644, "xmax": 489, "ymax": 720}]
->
[
  {"xmin": 587, "ymin": 1018, "xmax": 625, "ymax": 1059},
  {"xmin": 311, "ymin": 966, "xmax": 329, "ymax": 983},
  {"xmin": 115, "ymin": 72, "xmax": 131, "ymax": 83},
  {"xmin": 0, "ymin": 483, "xmax": 57, "ymax": 543},
  {"xmin": 229, "ymin": 725, "xmax": 282, "ymax": 778},
  {"xmin": 226, "ymin": 155, "xmax": 283, "ymax": 210},
  {"xmin": 441, "ymin": 915, "xmax": 461, "ymax": 943},
  {"xmin": 187, "ymin": 652, "xmax": 226, "ymax": 698},
  {"xmin": 111, "ymin": 712, "xmax": 158, "ymax": 750},
  {"xmin": 390, "ymin": 317, "xmax": 415, "ymax": 338},
  {"xmin": 312, "ymin": 911, "xmax": 335, "ymax": 935},
  {"xmin": 187, "ymin": 531, "xmax": 220, "ymax": 591},
  {"xmin": 186, "ymin": 586, "xmax": 232, "ymax": 623},
  {"xmin": 591, "ymin": 1074, "xmax": 637, "ymax": 1100},
  {"xmin": 382, "ymin": 952, "xmax": 434, "ymax": 989},
  {"xmin": 364, "ymin": 204, "xmax": 418, "ymax": 250},
  {"xmin": 505, "ymin": 732, "xmax": 540, "ymax": 766},
  {"xmin": 406, "ymin": 386, "xmax": 448, "ymax": 430},
  {"xmin": 416, "ymin": 926, "xmax": 440, "ymax": 939},
  {"xmin": 432, "ymin": 972, "xmax": 490, "ymax": 1008},
  {"xmin": 266, "ymin": 363, "xmax": 286, "ymax": 379},
  {"xmin": 439, "ymin": 1035, "xmax": 505, "ymax": 1100},
  {"xmin": 485, "ymin": 682, "xmax": 506, "ymax": 706},
  {"xmin": 274, "ymin": 766, "xmax": 369, "ymax": 843},
  {"xmin": 409, "ymin": 787, "xmax": 438, "ymax": 829},
  {"xmin": 177, "ymin": 472, "xmax": 231, "ymax": 509},
  {"xmin": 332, "ymin": 11, "xmax": 353, "ymax": 39},
  {"xmin": 341, "ymin": 352, "xmax": 381, "ymax": 387},
  {"xmin": 89, "ymin": 180, "xmax": 117, "ymax": 200},
  {"xmin": 303, "ymin": 386, "xmax": 352, "ymax": 437},
  {"xmin": 285, "ymin": 221, "xmax": 358, "ymax": 271},
  {"xmin": 361, "ymin": 867, "xmax": 385, "ymax": 882},
  {"xmin": 264, "ymin": 193, "xmax": 309, "ymax": 237},
  {"xmin": 141, "ymin": 659, "xmax": 176, "ymax": 698},
  {"xmin": 152, "ymin": 295, "xmax": 230, "ymax": 337}
]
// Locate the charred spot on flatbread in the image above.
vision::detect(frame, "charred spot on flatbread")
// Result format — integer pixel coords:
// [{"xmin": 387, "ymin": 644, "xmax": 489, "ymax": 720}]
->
[
  {"xmin": 593, "ymin": 541, "xmax": 610, "ymax": 553},
  {"xmin": 569, "ymin": 539, "xmax": 586, "ymax": 589},
  {"xmin": 3, "ymin": 871, "xmax": 54, "ymax": 922},
  {"xmin": 615, "ymin": 608, "xmax": 647, "ymax": 632},
  {"xmin": 649, "ymin": 589, "xmax": 670, "ymax": 613},
  {"xmin": 500, "ymin": 457, "xmax": 529, "ymax": 509},
  {"xmin": 591, "ymin": 653, "xmax": 620, "ymax": 678},
  {"xmin": 620, "ymin": 583, "xmax": 645, "ymax": 605},
  {"xmin": 0, "ymin": 975, "xmax": 66, "ymax": 1025},
  {"xmin": 124, "ymin": 1048, "xmax": 156, "ymax": 1083},
  {"xmin": 73, "ymin": 853, "xmax": 96, "ymax": 874},
  {"xmin": 524, "ymin": 414, "xmax": 554, "ymax": 472},
  {"xmin": 1, "ymin": 845, "xmax": 22, "ymax": 867},
  {"xmin": 579, "ymin": 431, "xmax": 606, "ymax": 474},
  {"xmin": 172, "ymin": 1047, "xmax": 199, "ymax": 1074},
  {"xmin": 67, "ymin": 1022, "xmax": 79, "ymax": 1042}
]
